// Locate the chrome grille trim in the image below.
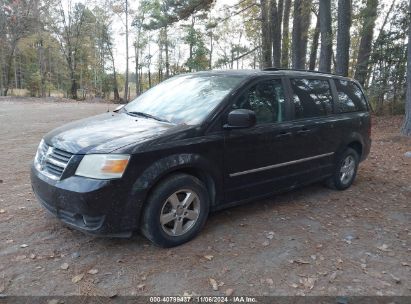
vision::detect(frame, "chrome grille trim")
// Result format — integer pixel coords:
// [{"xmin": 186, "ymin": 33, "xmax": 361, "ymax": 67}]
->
[{"xmin": 35, "ymin": 141, "xmax": 73, "ymax": 180}]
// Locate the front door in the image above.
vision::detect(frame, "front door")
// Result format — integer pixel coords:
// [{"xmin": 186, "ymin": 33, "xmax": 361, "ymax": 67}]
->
[{"xmin": 223, "ymin": 77, "xmax": 301, "ymax": 203}]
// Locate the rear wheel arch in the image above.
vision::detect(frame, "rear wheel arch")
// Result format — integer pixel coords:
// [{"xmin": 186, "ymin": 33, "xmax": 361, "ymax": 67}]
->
[{"xmin": 347, "ymin": 141, "xmax": 363, "ymax": 159}]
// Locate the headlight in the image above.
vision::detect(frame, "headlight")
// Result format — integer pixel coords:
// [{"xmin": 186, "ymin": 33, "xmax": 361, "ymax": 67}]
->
[
  {"xmin": 75, "ymin": 154, "xmax": 130, "ymax": 179},
  {"xmin": 34, "ymin": 139, "xmax": 46, "ymax": 170}
]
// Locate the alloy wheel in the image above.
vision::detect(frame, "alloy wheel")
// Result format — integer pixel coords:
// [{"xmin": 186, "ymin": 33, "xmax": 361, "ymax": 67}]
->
[
  {"xmin": 160, "ymin": 189, "xmax": 200, "ymax": 236},
  {"xmin": 339, "ymin": 155, "xmax": 356, "ymax": 185}
]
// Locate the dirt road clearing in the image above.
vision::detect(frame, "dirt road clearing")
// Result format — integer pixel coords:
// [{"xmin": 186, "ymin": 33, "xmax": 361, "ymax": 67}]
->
[{"xmin": 0, "ymin": 98, "xmax": 410, "ymax": 296}]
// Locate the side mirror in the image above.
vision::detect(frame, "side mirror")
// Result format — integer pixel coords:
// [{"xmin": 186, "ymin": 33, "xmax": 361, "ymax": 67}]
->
[
  {"xmin": 224, "ymin": 109, "xmax": 256, "ymax": 129},
  {"xmin": 114, "ymin": 104, "xmax": 125, "ymax": 112}
]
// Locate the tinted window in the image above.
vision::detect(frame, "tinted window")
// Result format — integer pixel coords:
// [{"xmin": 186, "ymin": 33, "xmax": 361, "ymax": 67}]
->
[
  {"xmin": 334, "ymin": 79, "xmax": 367, "ymax": 113},
  {"xmin": 290, "ymin": 79, "xmax": 333, "ymax": 119},
  {"xmin": 233, "ymin": 79, "xmax": 285, "ymax": 124},
  {"xmin": 124, "ymin": 74, "xmax": 245, "ymax": 125}
]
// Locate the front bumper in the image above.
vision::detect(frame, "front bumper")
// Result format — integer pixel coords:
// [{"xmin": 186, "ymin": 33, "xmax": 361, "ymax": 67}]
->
[{"xmin": 30, "ymin": 164, "xmax": 138, "ymax": 237}]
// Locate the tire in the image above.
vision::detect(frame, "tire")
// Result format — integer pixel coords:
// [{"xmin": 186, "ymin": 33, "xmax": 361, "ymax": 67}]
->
[
  {"xmin": 326, "ymin": 148, "xmax": 359, "ymax": 190},
  {"xmin": 141, "ymin": 173, "xmax": 210, "ymax": 247}
]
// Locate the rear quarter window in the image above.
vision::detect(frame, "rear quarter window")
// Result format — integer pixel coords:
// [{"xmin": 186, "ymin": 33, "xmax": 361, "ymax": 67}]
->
[
  {"xmin": 334, "ymin": 79, "xmax": 368, "ymax": 113},
  {"xmin": 290, "ymin": 78, "xmax": 333, "ymax": 119}
]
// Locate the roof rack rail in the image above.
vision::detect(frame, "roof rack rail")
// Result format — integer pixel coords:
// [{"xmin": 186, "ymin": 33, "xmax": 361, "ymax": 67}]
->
[{"xmin": 263, "ymin": 67, "xmax": 338, "ymax": 76}]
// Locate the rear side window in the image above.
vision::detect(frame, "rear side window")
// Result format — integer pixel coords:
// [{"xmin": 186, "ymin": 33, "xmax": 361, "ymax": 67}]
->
[
  {"xmin": 232, "ymin": 79, "xmax": 285, "ymax": 124},
  {"xmin": 334, "ymin": 79, "xmax": 367, "ymax": 113},
  {"xmin": 290, "ymin": 78, "xmax": 333, "ymax": 119}
]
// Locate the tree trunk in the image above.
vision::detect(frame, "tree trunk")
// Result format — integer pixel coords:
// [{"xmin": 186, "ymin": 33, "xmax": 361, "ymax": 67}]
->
[
  {"xmin": 354, "ymin": 0, "xmax": 378, "ymax": 87},
  {"xmin": 281, "ymin": 0, "xmax": 292, "ymax": 68},
  {"xmin": 319, "ymin": 0, "xmax": 332, "ymax": 72},
  {"xmin": 292, "ymin": 0, "xmax": 312, "ymax": 69},
  {"xmin": 113, "ymin": 66, "xmax": 120, "ymax": 102},
  {"xmin": 401, "ymin": 0, "xmax": 411, "ymax": 136},
  {"xmin": 336, "ymin": 0, "xmax": 352, "ymax": 76},
  {"xmin": 164, "ymin": 25, "xmax": 169, "ymax": 78},
  {"xmin": 209, "ymin": 31, "xmax": 213, "ymax": 70},
  {"xmin": 135, "ymin": 21, "xmax": 142, "ymax": 96},
  {"xmin": 309, "ymin": 14, "xmax": 320, "ymax": 70},
  {"xmin": 123, "ymin": 0, "xmax": 129, "ymax": 102},
  {"xmin": 3, "ymin": 42, "xmax": 17, "ymax": 96},
  {"xmin": 0, "ymin": 45, "xmax": 3, "ymax": 96},
  {"xmin": 260, "ymin": 0, "xmax": 272, "ymax": 68},
  {"xmin": 271, "ymin": 0, "xmax": 283, "ymax": 67},
  {"xmin": 70, "ymin": 70, "xmax": 78, "ymax": 100}
]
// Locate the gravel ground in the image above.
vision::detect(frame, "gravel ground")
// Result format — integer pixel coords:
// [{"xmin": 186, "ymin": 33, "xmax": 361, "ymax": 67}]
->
[{"xmin": 0, "ymin": 97, "xmax": 410, "ymax": 296}]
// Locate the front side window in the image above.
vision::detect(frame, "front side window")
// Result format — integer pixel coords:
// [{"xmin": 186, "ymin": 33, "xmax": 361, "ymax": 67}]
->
[
  {"xmin": 232, "ymin": 79, "xmax": 285, "ymax": 124},
  {"xmin": 290, "ymin": 78, "xmax": 333, "ymax": 119},
  {"xmin": 334, "ymin": 79, "xmax": 367, "ymax": 113},
  {"xmin": 124, "ymin": 74, "xmax": 245, "ymax": 125}
]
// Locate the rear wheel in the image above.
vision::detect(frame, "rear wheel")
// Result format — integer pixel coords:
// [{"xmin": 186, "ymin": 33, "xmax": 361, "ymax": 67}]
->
[
  {"xmin": 326, "ymin": 148, "xmax": 359, "ymax": 190},
  {"xmin": 141, "ymin": 173, "xmax": 209, "ymax": 247}
]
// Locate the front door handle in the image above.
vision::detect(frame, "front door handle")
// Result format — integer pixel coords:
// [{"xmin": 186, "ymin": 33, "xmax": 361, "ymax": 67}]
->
[
  {"xmin": 296, "ymin": 128, "xmax": 311, "ymax": 135},
  {"xmin": 275, "ymin": 131, "xmax": 292, "ymax": 138}
]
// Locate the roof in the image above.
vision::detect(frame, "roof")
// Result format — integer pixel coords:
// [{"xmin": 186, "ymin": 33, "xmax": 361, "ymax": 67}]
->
[{"xmin": 193, "ymin": 69, "xmax": 355, "ymax": 82}]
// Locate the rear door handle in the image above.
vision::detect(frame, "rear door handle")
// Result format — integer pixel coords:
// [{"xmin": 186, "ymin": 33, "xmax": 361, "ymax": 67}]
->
[
  {"xmin": 275, "ymin": 131, "xmax": 292, "ymax": 138},
  {"xmin": 296, "ymin": 128, "xmax": 311, "ymax": 135}
]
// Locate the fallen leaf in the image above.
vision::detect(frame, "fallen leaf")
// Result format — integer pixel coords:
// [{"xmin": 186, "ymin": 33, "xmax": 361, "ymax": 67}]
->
[
  {"xmin": 266, "ymin": 278, "xmax": 273, "ymax": 285},
  {"xmin": 266, "ymin": 231, "xmax": 275, "ymax": 239},
  {"xmin": 20, "ymin": 244, "xmax": 28, "ymax": 248},
  {"xmin": 0, "ymin": 209, "xmax": 5, "ymax": 214},
  {"xmin": 262, "ymin": 240, "xmax": 269, "ymax": 247},
  {"xmin": 29, "ymin": 253, "xmax": 36, "ymax": 259},
  {"xmin": 377, "ymin": 244, "xmax": 391, "ymax": 252},
  {"xmin": 137, "ymin": 284, "xmax": 145, "ymax": 290},
  {"xmin": 209, "ymin": 278, "xmax": 218, "ymax": 291},
  {"xmin": 60, "ymin": 263, "xmax": 69, "ymax": 270},
  {"xmin": 329, "ymin": 271, "xmax": 338, "ymax": 283},
  {"xmin": 290, "ymin": 259, "xmax": 311, "ymax": 265},
  {"xmin": 71, "ymin": 273, "xmax": 84, "ymax": 283},
  {"xmin": 203, "ymin": 255, "xmax": 214, "ymax": 261},
  {"xmin": 87, "ymin": 269, "xmax": 99, "ymax": 275},
  {"xmin": 225, "ymin": 288, "xmax": 234, "ymax": 296},
  {"xmin": 401, "ymin": 262, "xmax": 410, "ymax": 267},
  {"xmin": 390, "ymin": 274, "xmax": 401, "ymax": 284},
  {"xmin": 300, "ymin": 277, "xmax": 316, "ymax": 290}
]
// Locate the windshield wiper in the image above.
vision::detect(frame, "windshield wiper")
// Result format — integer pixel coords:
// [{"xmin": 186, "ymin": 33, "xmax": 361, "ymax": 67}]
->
[{"xmin": 125, "ymin": 110, "xmax": 171, "ymax": 123}]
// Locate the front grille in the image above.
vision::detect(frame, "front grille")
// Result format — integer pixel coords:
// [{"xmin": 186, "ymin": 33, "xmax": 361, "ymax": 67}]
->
[{"xmin": 35, "ymin": 141, "xmax": 73, "ymax": 180}]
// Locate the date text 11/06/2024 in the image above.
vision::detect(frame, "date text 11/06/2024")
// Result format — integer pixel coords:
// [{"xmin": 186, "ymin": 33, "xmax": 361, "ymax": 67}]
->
[{"xmin": 149, "ymin": 296, "xmax": 257, "ymax": 303}]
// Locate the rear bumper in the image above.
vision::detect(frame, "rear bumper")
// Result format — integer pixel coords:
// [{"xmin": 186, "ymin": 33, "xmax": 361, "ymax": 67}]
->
[{"xmin": 30, "ymin": 164, "xmax": 139, "ymax": 237}]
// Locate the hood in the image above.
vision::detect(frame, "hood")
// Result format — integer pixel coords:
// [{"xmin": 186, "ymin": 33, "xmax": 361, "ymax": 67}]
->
[{"xmin": 44, "ymin": 112, "xmax": 186, "ymax": 154}]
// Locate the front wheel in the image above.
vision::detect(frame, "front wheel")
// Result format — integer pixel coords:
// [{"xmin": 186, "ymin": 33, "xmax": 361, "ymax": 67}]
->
[
  {"xmin": 326, "ymin": 148, "xmax": 359, "ymax": 190},
  {"xmin": 141, "ymin": 173, "xmax": 210, "ymax": 247}
]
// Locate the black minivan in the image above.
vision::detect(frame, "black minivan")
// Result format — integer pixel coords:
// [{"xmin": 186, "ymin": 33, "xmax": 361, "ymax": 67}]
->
[{"xmin": 31, "ymin": 69, "xmax": 371, "ymax": 247}]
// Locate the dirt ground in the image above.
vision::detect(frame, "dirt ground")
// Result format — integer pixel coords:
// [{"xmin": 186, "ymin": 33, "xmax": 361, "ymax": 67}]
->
[{"xmin": 0, "ymin": 97, "xmax": 410, "ymax": 297}]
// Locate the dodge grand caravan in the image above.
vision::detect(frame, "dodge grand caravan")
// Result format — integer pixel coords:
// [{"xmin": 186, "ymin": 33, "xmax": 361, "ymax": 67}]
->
[{"xmin": 31, "ymin": 69, "xmax": 371, "ymax": 247}]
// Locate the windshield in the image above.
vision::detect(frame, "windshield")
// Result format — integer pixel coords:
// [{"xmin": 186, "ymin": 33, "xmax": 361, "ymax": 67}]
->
[{"xmin": 124, "ymin": 74, "xmax": 245, "ymax": 125}]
